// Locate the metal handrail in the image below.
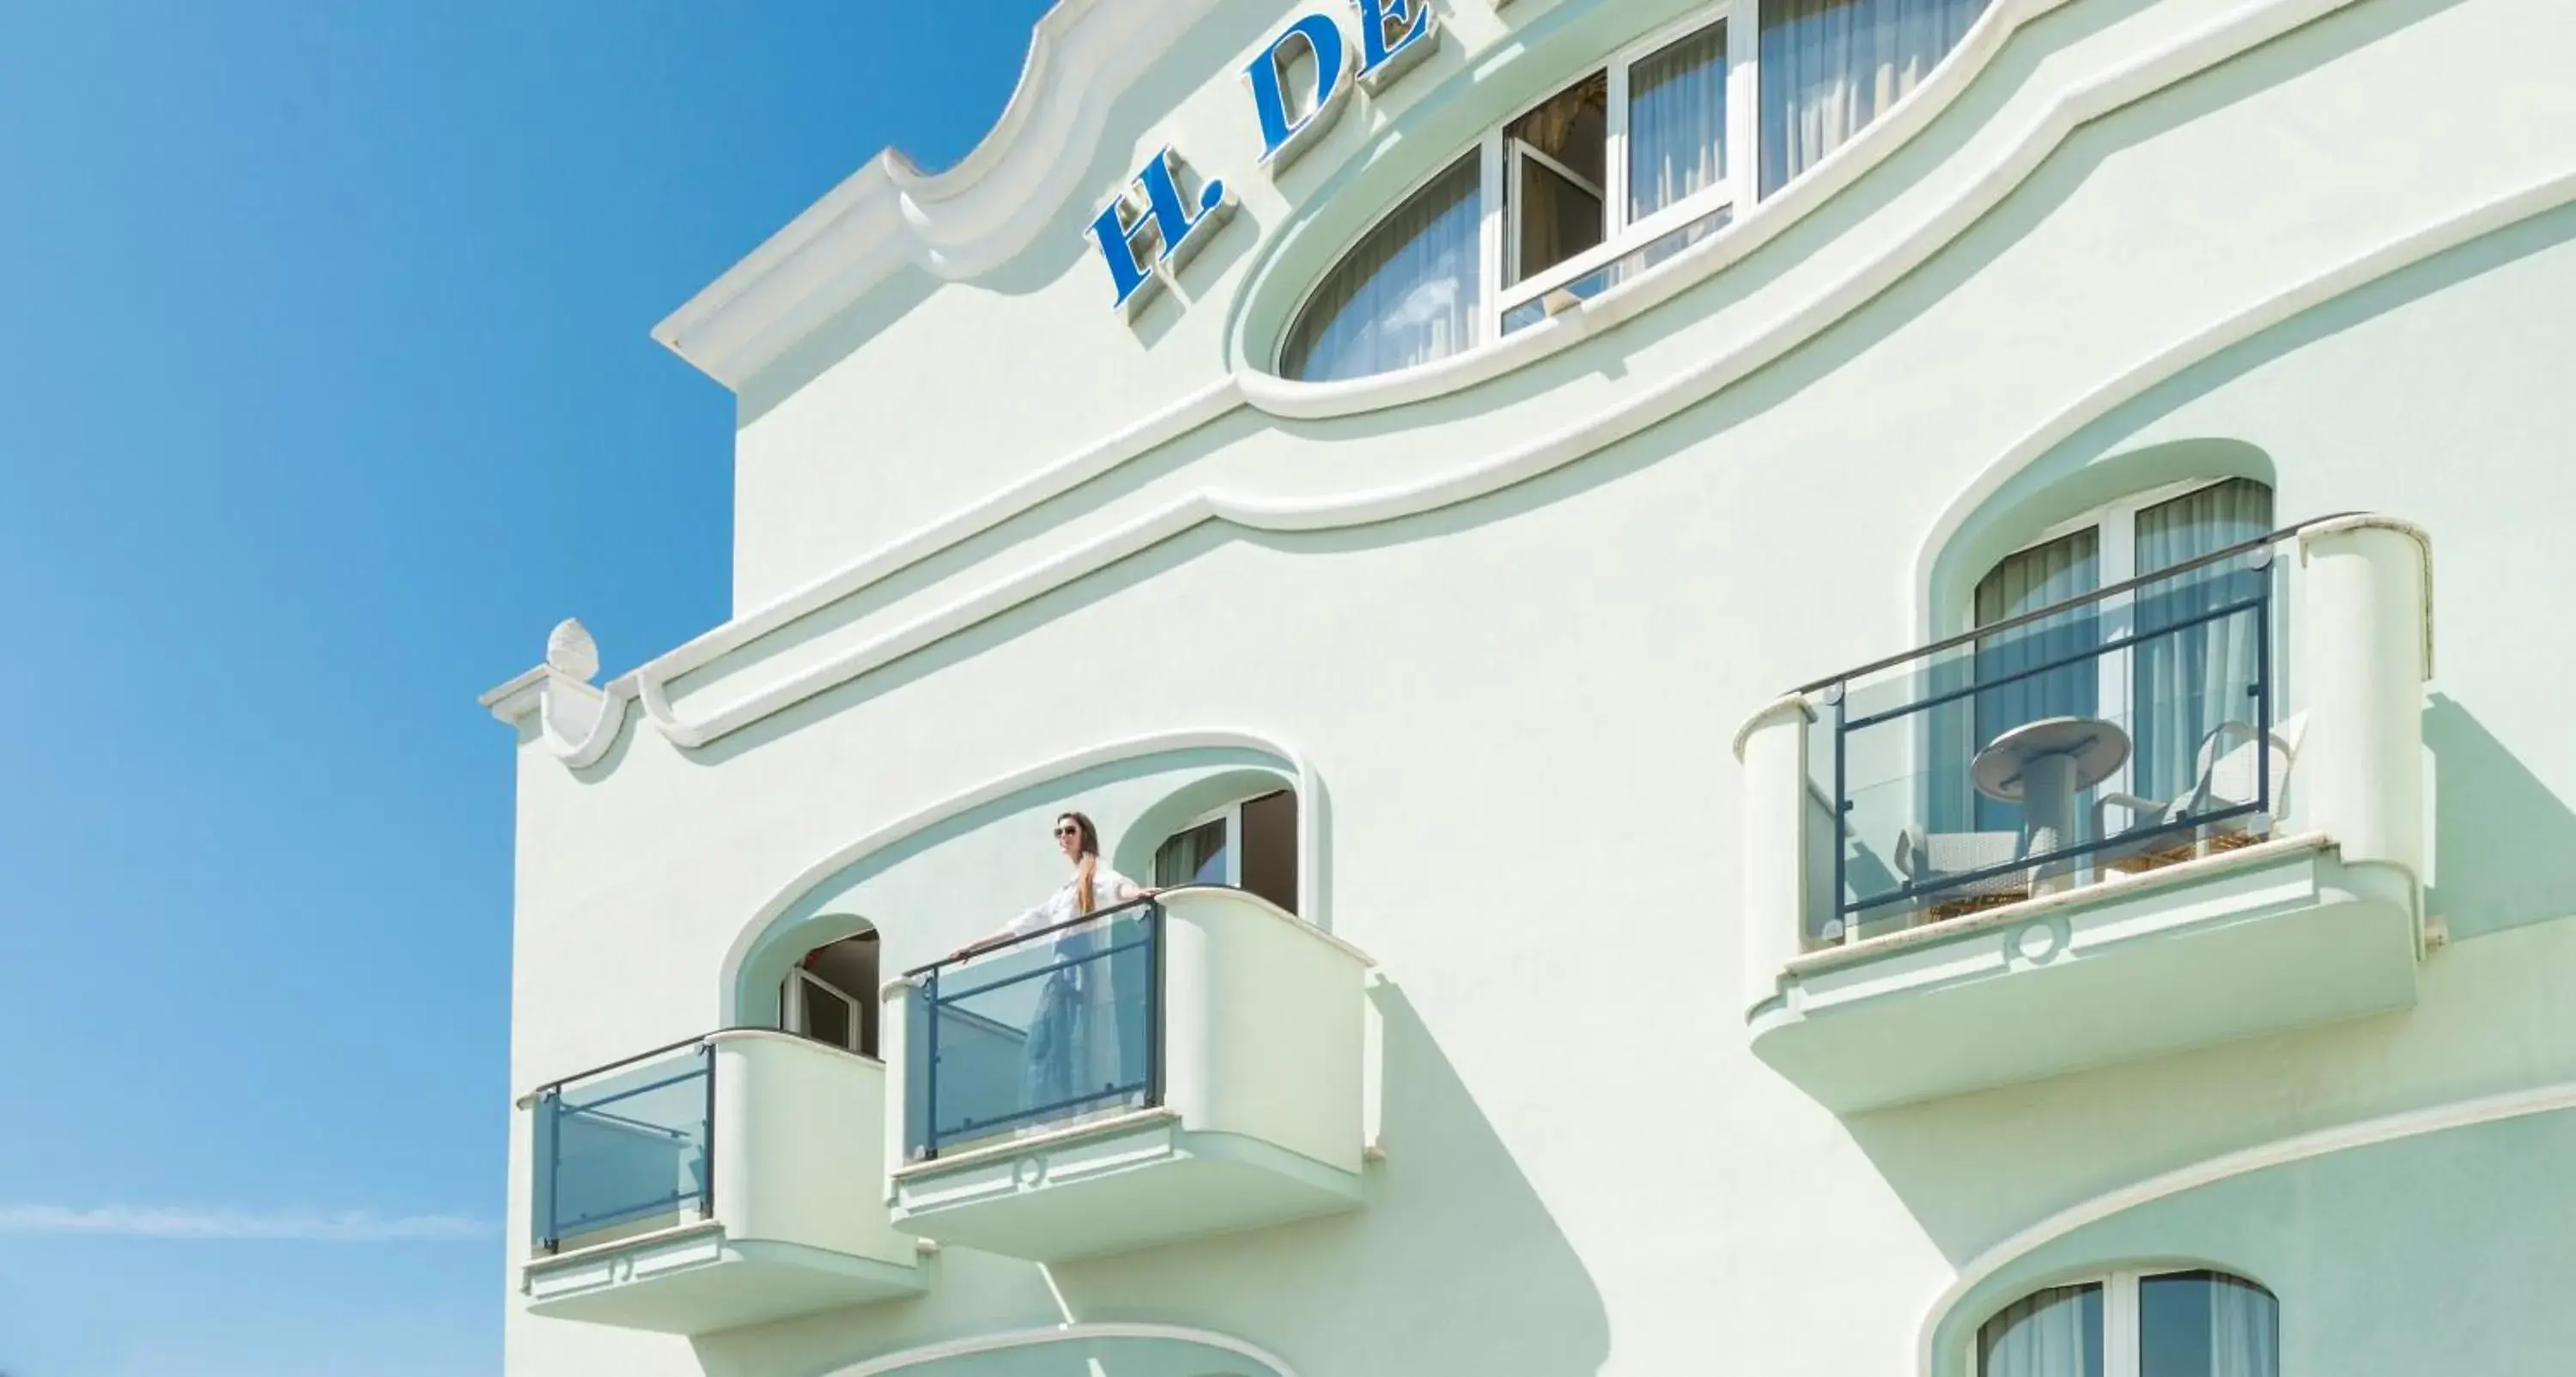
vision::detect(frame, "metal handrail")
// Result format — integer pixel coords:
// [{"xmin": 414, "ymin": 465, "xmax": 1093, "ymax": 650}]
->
[
  {"xmin": 903, "ymin": 889, "xmax": 1164, "ymax": 980},
  {"xmin": 1796, "ymin": 512, "xmax": 2348, "ymax": 695},
  {"xmin": 527, "ymin": 1025, "xmax": 880, "ymax": 1101}
]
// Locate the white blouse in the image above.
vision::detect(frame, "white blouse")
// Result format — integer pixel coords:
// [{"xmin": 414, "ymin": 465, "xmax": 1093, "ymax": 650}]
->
[{"xmin": 1006, "ymin": 865, "xmax": 1145, "ymax": 938}]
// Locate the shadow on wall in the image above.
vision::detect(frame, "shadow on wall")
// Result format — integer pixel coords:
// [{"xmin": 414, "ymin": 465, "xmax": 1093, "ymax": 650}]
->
[
  {"xmin": 1923, "ymin": 1107, "xmax": 2576, "ymax": 1377},
  {"xmin": 2424, "ymin": 692, "xmax": 2576, "ymax": 943},
  {"xmin": 1037, "ymin": 982, "xmax": 1610, "ymax": 1377}
]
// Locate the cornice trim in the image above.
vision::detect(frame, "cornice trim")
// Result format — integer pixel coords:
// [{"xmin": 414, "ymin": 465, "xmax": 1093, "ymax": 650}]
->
[
  {"xmin": 652, "ymin": 0, "xmax": 1230, "ymax": 389},
  {"xmin": 507, "ymin": 0, "xmax": 2572, "ymax": 771}
]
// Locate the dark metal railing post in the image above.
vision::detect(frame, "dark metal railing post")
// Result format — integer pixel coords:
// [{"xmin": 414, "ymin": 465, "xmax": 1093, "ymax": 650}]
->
[
  {"xmin": 1146, "ymin": 901, "xmax": 1167, "ymax": 1109},
  {"xmin": 696, "ymin": 1041, "xmax": 716, "ymax": 1222},
  {"xmin": 921, "ymin": 966, "xmax": 943, "ymax": 1162},
  {"xmin": 538, "ymin": 1087, "xmax": 561, "ymax": 1255},
  {"xmin": 2255, "ymin": 553, "xmax": 2275, "ymax": 830},
  {"xmin": 1830, "ymin": 681, "xmax": 1850, "ymax": 940}
]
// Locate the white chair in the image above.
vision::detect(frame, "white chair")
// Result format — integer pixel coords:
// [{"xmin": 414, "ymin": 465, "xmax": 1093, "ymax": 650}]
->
[{"xmin": 2092, "ymin": 712, "xmax": 2306, "ymax": 873}]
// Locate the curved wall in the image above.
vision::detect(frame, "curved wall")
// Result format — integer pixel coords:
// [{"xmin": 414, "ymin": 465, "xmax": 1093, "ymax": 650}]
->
[{"xmin": 502, "ymin": 2, "xmax": 2576, "ymax": 1375}]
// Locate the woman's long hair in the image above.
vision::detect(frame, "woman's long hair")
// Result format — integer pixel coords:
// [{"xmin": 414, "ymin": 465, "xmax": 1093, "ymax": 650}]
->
[{"xmin": 1058, "ymin": 810, "xmax": 1102, "ymax": 914}]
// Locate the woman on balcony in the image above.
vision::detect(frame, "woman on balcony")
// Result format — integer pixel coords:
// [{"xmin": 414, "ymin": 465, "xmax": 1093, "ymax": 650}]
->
[{"xmin": 956, "ymin": 811, "xmax": 1157, "ymax": 1125}]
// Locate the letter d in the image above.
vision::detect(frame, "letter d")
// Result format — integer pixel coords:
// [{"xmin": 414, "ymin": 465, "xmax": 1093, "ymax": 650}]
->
[{"xmin": 1244, "ymin": 12, "xmax": 1348, "ymax": 166}]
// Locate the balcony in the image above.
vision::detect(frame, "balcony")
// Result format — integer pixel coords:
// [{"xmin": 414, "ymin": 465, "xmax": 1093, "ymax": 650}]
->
[
  {"xmin": 519, "ymin": 1029, "xmax": 925, "ymax": 1333},
  {"xmin": 1736, "ymin": 516, "xmax": 2432, "ymax": 1113},
  {"xmin": 884, "ymin": 887, "xmax": 1373, "ymax": 1262}
]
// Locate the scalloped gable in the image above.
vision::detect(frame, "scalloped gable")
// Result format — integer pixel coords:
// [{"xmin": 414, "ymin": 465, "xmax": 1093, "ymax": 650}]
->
[{"xmin": 653, "ymin": 0, "xmax": 1230, "ymax": 392}]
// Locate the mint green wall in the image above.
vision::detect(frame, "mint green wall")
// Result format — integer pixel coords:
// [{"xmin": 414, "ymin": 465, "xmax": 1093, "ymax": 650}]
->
[
  {"xmin": 499, "ymin": 0, "xmax": 2576, "ymax": 1373},
  {"xmin": 1935, "ymin": 1107, "xmax": 2576, "ymax": 1376}
]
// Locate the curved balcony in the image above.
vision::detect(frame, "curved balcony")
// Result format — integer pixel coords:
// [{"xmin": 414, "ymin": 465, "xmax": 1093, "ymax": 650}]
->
[
  {"xmin": 883, "ymin": 887, "xmax": 1373, "ymax": 1262},
  {"xmin": 1736, "ymin": 516, "xmax": 2432, "ymax": 1113},
  {"xmin": 519, "ymin": 1028, "xmax": 925, "ymax": 1332}
]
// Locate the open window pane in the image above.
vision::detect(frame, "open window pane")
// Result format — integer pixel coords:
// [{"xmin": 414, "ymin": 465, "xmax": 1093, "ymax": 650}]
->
[
  {"xmin": 1506, "ymin": 73, "xmax": 1607, "ymax": 284},
  {"xmin": 1628, "ymin": 21, "xmax": 1728, "ymax": 221},
  {"xmin": 1239, "ymin": 789, "xmax": 1299, "ymax": 913},
  {"xmin": 1282, "ymin": 156, "xmax": 1481, "ymax": 382},
  {"xmin": 1515, "ymin": 153, "xmax": 1606, "ymax": 281}
]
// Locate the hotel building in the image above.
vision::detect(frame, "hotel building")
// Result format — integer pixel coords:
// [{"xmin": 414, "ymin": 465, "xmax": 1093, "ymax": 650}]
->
[{"xmin": 480, "ymin": 0, "xmax": 2576, "ymax": 1372}]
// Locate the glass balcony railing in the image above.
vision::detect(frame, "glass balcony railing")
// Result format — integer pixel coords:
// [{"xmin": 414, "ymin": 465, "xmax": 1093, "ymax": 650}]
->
[
  {"xmin": 1806, "ymin": 537, "xmax": 2290, "ymax": 947},
  {"xmin": 531, "ymin": 1040, "xmax": 713, "ymax": 1253},
  {"xmin": 519, "ymin": 1029, "xmax": 925, "ymax": 1330},
  {"xmin": 906, "ymin": 895, "xmax": 1162, "ymax": 1162},
  {"xmin": 884, "ymin": 885, "xmax": 1372, "ymax": 1261}
]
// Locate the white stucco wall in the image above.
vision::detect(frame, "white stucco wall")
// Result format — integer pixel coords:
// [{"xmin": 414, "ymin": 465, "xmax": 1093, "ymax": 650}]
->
[{"xmin": 498, "ymin": 0, "xmax": 2576, "ymax": 1372}]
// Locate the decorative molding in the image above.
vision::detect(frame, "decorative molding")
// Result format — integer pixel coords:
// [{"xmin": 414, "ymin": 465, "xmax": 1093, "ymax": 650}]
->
[
  {"xmin": 1915, "ymin": 1078, "xmax": 2576, "ymax": 1376},
  {"xmin": 819, "ymin": 1321, "xmax": 1300, "ymax": 1377},
  {"xmin": 502, "ymin": 0, "xmax": 2574, "ymax": 771},
  {"xmin": 714, "ymin": 726, "xmax": 1326, "ymax": 1023},
  {"xmin": 652, "ymin": 0, "xmax": 1230, "ymax": 390}
]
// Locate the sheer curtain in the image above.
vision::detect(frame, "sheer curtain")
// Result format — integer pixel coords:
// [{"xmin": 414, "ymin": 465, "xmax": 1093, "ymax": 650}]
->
[
  {"xmin": 1964, "ymin": 529, "xmax": 2101, "ymax": 832},
  {"xmin": 2131, "ymin": 480, "xmax": 2274, "ymax": 808},
  {"xmin": 1154, "ymin": 818, "xmax": 1230, "ymax": 888},
  {"xmin": 1628, "ymin": 21, "xmax": 1728, "ymax": 221},
  {"xmin": 1979, "ymin": 1283, "xmax": 2104, "ymax": 1377},
  {"xmin": 1282, "ymin": 155, "xmax": 1481, "ymax": 382},
  {"xmin": 1759, "ymin": 0, "xmax": 1993, "ymax": 195},
  {"xmin": 2141, "ymin": 1271, "xmax": 2279, "ymax": 1377}
]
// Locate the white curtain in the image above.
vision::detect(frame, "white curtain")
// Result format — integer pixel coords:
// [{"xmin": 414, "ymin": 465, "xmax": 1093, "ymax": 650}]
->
[
  {"xmin": 1283, "ymin": 155, "xmax": 1480, "ymax": 382},
  {"xmin": 1961, "ymin": 528, "xmax": 2100, "ymax": 832},
  {"xmin": 2131, "ymin": 480, "xmax": 2274, "ymax": 809},
  {"xmin": 1628, "ymin": 20, "xmax": 1728, "ymax": 221},
  {"xmin": 1759, "ymin": 0, "xmax": 1992, "ymax": 195},
  {"xmin": 1979, "ymin": 1283, "xmax": 2103, "ymax": 1377},
  {"xmin": 2204, "ymin": 1274, "xmax": 2279, "ymax": 1377},
  {"xmin": 2141, "ymin": 1270, "xmax": 2279, "ymax": 1377}
]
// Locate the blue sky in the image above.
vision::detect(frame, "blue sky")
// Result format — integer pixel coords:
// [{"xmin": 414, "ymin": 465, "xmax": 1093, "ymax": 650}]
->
[{"xmin": 0, "ymin": 4, "xmax": 1053, "ymax": 1373}]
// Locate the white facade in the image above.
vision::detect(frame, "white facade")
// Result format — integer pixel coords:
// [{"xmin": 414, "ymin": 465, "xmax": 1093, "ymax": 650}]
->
[{"xmin": 484, "ymin": 0, "xmax": 2576, "ymax": 1373}]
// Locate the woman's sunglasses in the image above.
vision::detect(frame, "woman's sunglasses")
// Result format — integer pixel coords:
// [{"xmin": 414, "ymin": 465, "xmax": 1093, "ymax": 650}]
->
[{"xmin": 1054, "ymin": 824, "xmax": 1079, "ymax": 837}]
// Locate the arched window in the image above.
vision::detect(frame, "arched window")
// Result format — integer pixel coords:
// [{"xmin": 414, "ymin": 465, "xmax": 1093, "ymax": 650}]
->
[
  {"xmin": 1281, "ymin": 155, "xmax": 1481, "ymax": 383},
  {"xmin": 1951, "ymin": 477, "xmax": 2276, "ymax": 840},
  {"xmin": 1978, "ymin": 1269, "xmax": 2278, "ymax": 1377},
  {"xmin": 1279, "ymin": 0, "xmax": 1993, "ymax": 379},
  {"xmin": 781, "ymin": 925, "xmax": 879, "ymax": 1058},
  {"xmin": 1153, "ymin": 788, "xmax": 1299, "ymax": 914}
]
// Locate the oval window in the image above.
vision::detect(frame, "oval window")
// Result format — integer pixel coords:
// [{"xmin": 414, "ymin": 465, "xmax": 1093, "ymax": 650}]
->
[{"xmin": 1280, "ymin": 155, "xmax": 1481, "ymax": 383}]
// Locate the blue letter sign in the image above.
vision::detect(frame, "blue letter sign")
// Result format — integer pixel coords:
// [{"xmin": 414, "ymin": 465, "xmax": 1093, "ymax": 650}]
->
[
  {"xmin": 1244, "ymin": 11, "xmax": 1348, "ymax": 166},
  {"xmin": 1087, "ymin": 148, "xmax": 1231, "ymax": 313},
  {"xmin": 1091, "ymin": 0, "xmax": 1442, "ymax": 313},
  {"xmin": 1354, "ymin": 0, "xmax": 1436, "ymax": 87}
]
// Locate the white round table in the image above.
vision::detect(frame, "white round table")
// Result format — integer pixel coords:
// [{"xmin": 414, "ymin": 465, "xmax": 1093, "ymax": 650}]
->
[{"xmin": 1971, "ymin": 716, "xmax": 2132, "ymax": 885}]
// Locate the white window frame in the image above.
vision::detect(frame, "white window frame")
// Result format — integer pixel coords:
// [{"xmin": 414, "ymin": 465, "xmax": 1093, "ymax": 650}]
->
[
  {"xmin": 781, "ymin": 966, "xmax": 867, "ymax": 1054},
  {"xmin": 1502, "ymin": 137, "xmax": 1607, "ymax": 286},
  {"xmin": 1162, "ymin": 800, "xmax": 1248, "ymax": 888},
  {"xmin": 1972, "ymin": 1267, "xmax": 2275, "ymax": 1377},
  {"xmin": 1278, "ymin": 0, "xmax": 2002, "ymax": 375},
  {"xmin": 1488, "ymin": 5, "xmax": 1745, "ymax": 333},
  {"xmin": 1959, "ymin": 476, "xmax": 2277, "ymax": 862}
]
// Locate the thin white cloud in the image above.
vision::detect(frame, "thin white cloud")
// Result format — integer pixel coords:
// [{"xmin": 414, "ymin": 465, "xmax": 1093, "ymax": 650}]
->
[{"xmin": 0, "ymin": 1204, "xmax": 495, "ymax": 1241}]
